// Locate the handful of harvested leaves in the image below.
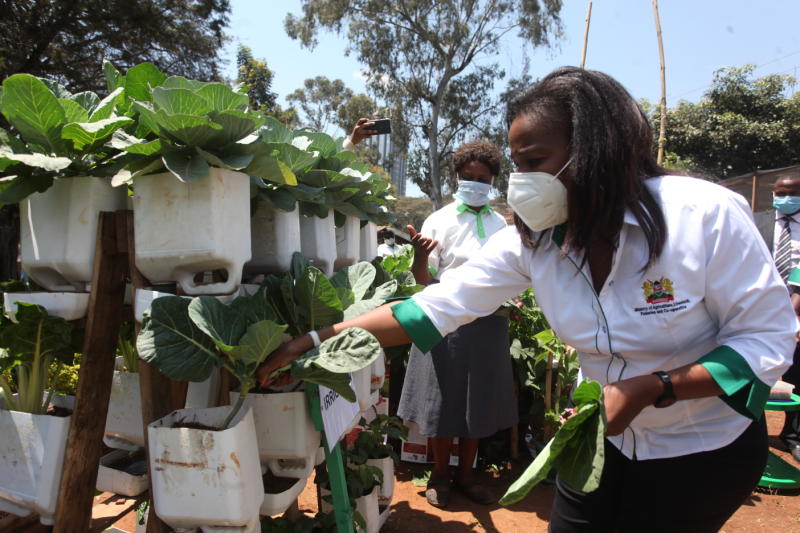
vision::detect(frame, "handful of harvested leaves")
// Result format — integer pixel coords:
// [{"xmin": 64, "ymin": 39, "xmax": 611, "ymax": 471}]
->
[{"xmin": 500, "ymin": 379, "xmax": 606, "ymax": 505}]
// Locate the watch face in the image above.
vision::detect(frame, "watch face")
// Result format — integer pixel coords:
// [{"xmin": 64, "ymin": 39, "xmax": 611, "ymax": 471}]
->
[{"xmin": 654, "ymin": 395, "xmax": 676, "ymax": 408}]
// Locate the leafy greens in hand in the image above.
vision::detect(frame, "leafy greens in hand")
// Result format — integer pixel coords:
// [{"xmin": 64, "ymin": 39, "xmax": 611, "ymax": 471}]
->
[{"xmin": 499, "ymin": 379, "xmax": 606, "ymax": 505}]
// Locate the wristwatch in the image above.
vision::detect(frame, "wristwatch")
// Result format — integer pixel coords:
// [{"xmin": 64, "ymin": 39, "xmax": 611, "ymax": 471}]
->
[{"xmin": 652, "ymin": 371, "xmax": 676, "ymax": 408}]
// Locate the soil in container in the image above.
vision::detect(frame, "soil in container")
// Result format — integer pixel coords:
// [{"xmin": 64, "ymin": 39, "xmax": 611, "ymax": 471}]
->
[
  {"xmin": 379, "ymin": 504, "xmax": 388, "ymax": 515},
  {"xmin": 108, "ymin": 450, "xmax": 147, "ymax": 476},
  {"xmin": 263, "ymin": 471, "xmax": 298, "ymax": 494},
  {"xmin": 171, "ymin": 420, "xmax": 220, "ymax": 431},
  {"xmin": 46, "ymin": 405, "xmax": 72, "ymax": 417}
]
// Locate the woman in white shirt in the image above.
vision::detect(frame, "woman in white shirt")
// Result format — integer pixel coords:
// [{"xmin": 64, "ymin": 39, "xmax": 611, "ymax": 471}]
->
[
  {"xmin": 259, "ymin": 67, "xmax": 795, "ymax": 532},
  {"xmin": 398, "ymin": 140, "xmax": 515, "ymax": 508}
]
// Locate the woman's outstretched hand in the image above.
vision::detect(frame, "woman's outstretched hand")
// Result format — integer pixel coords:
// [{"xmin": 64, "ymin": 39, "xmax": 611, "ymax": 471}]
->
[{"xmin": 256, "ymin": 335, "xmax": 312, "ymax": 388}]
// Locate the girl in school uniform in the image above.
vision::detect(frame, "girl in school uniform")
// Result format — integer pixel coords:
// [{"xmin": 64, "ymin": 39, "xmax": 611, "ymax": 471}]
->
[
  {"xmin": 399, "ymin": 140, "xmax": 516, "ymax": 507},
  {"xmin": 258, "ymin": 67, "xmax": 794, "ymax": 532}
]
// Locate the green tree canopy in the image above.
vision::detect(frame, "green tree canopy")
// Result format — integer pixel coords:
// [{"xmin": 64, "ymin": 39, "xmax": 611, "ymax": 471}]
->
[
  {"xmin": 661, "ymin": 65, "xmax": 800, "ymax": 178},
  {"xmin": 285, "ymin": 0, "xmax": 562, "ymax": 208},
  {"xmin": 0, "ymin": 0, "xmax": 231, "ymax": 92},
  {"xmin": 287, "ymin": 76, "xmax": 354, "ymax": 134},
  {"xmin": 236, "ymin": 44, "xmax": 298, "ymax": 127}
]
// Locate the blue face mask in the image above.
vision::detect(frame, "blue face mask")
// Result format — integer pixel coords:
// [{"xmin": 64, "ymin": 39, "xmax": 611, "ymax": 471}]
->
[
  {"xmin": 454, "ymin": 180, "xmax": 491, "ymax": 206},
  {"xmin": 774, "ymin": 196, "xmax": 800, "ymax": 214}
]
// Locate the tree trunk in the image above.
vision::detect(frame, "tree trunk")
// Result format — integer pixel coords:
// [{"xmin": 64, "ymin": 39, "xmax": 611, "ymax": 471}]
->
[
  {"xmin": 0, "ymin": 205, "xmax": 20, "ymax": 281},
  {"xmin": 428, "ymin": 101, "xmax": 443, "ymax": 209}
]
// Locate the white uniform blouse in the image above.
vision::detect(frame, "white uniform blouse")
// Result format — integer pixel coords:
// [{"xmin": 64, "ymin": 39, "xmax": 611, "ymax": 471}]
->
[
  {"xmin": 391, "ymin": 175, "xmax": 795, "ymax": 460},
  {"xmin": 421, "ymin": 200, "xmax": 507, "ymax": 279}
]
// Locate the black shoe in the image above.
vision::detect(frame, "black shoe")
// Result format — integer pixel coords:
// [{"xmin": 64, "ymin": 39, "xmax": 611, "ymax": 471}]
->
[{"xmin": 791, "ymin": 444, "xmax": 800, "ymax": 464}]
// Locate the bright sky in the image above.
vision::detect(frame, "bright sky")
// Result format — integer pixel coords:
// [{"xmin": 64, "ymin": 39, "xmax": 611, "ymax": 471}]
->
[{"xmin": 223, "ymin": 0, "xmax": 800, "ymax": 197}]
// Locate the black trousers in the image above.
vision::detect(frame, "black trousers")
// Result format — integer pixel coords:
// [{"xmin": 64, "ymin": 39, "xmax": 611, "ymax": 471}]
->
[
  {"xmin": 549, "ymin": 417, "xmax": 767, "ymax": 533},
  {"xmin": 780, "ymin": 342, "xmax": 800, "ymax": 447}
]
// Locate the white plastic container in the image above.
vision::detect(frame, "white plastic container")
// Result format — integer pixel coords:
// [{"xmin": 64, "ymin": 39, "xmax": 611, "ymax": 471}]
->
[
  {"xmin": 21, "ymin": 177, "xmax": 127, "ymax": 291},
  {"xmin": 299, "ymin": 212, "xmax": 336, "ymax": 276},
  {"xmin": 321, "ymin": 486, "xmax": 380, "ymax": 533},
  {"xmin": 0, "ymin": 408, "xmax": 71, "ymax": 525},
  {"xmin": 3, "ymin": 291, "xmax": 90, "ymax": 322},
  {"xmin": 359, "ymin": 222, "xmax": 378, "ymax": 261},
  {"xmin": 229, "ymin": 391, "xmax": 320, "ymax": 462},
  {"xmin": 352, "ymin": 366, "xmax": 373, "ymax": 412},
  {"xmin": 266, "ymin": 452, "xmax": 317, "ymax": 480},
  {"xmin": 147, "ymin": 406, "xmax": 261, "ymax": 533},
  {"xmin": 133, "ymin": 168, "xmax": 252, "ymax": 295},
  {"xmin": 96, "ymin": 449, "xmax": 148, "ymax": 497},
  {"xmin": 335, "ymin": 216, "xmax": 361, "ymax": 270},
  {"xmin": 104, "ymin": 371, "xmax": 145, "ymax": 450},
  {"xmin": 260, "ymin": 474, "xmax": 307, "ymax": 517},
  {"xmin": 366, "ymin": 456, "xmax": 395, "ymax": 507},
  {"xmin": 246, "ymin": 199, "xmax": 301, "ymax": 276}
]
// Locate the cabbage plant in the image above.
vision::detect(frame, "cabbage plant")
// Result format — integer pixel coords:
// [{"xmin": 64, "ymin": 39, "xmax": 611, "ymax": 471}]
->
[
  {"xmin": 0, "ymin": 72, "xmax": 134, "ymax": 204},
  {"xmin": 106, "ymin": 63, "xmax": 296, "ymax": 187},
  {"xmin": 0, "ymin": 303, "xmax": 78, "ymax": 414},
  {"xmin": 253, "ymin": 118, "xmax": 396, "ymax": 226}
]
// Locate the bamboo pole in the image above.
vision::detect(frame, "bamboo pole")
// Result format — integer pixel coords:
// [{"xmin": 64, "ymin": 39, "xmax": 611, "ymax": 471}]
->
[
  {"xmin": 751, "ymin": 174, "xmax": 759, "ymax": 211},
  {"xmin": 580, "ymin": 2, "xmax": 593, "ymax": 68},
  {"xmin": 652, "ymin": 0, "xmax": 667, "ymax": 165}
]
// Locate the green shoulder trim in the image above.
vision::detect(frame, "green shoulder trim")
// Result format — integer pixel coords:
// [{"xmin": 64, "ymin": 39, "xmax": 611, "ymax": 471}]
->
[
  {"xmin": 698, "ymin": 345, "xmax": 770, "ymax": 420},
  {"xmin": 788, "ymin": 267, "xmax": 800, "ymax": 287},
  {"xmin": 390, "ymin": 298, "xmax": 443, "ymax": 353}
]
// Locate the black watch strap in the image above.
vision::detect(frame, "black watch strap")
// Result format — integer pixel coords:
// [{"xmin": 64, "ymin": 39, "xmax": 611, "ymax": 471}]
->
[{"xmin": 652, "ymin": 370, "xmax": 676, "ymax": 408}]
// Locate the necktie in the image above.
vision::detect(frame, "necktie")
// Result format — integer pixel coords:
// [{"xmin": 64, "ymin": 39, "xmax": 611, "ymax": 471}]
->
[{"xmin": 775, "ymin": 216, "xmax": 794, "ymax": 282}]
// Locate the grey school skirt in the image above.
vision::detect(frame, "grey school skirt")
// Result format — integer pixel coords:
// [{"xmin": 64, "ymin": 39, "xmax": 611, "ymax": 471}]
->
[{"xmin": 397, "ymin": 314, "xmax": 518, "ymax": 439}]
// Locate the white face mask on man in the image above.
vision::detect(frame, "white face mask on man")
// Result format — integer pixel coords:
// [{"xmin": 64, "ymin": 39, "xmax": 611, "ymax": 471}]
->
[
  {"xmin": 507, "ymin": 159, "xmax": 572, "ymax": 232},
  {"xmin": 384, "ymin": 237, "xmax": 395, "ymax": 246}
]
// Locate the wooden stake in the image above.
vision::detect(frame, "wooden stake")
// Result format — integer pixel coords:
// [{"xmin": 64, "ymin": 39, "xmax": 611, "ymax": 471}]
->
[
  {"xmin": 580, "ymin": 2, "xmax": 593, "ymax": 68},
  {"xmin": 653, "ymin": 0, "xmax": 668, "ymax": 165},
  {"xmin": 751, "ymin": 174, "xmax": 759, "ymax": 210},
  {"xmin": 53, "ymin": 212, "xmax": 126, "ymax": 532}
]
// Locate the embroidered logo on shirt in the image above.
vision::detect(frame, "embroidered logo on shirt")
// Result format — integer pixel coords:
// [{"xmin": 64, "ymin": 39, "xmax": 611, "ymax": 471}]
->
[
  {"xmin": 642, "ymin": 277, "xmax": 674, "ymax": 304},
  {"xmin": 635, "ymin": 277, "xmax": 690, "ymax": 316}
]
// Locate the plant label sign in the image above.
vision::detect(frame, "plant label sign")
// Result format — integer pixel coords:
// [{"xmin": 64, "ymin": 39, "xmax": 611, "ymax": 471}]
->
[{"xmin": 319, "ymin": 377, "xmax": 361, "ymax": 446}]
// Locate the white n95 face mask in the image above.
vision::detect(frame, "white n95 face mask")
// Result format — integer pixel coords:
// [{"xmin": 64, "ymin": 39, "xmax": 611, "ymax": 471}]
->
[{"xmin": 507, "ymin": 159, "xmax": 572, "ymax": 232}]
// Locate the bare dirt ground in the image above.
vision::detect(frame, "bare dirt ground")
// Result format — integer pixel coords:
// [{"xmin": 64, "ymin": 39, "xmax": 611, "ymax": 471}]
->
[{"xmin": 1, "ymin": 412, "xmax": 797, "ymax": 532}]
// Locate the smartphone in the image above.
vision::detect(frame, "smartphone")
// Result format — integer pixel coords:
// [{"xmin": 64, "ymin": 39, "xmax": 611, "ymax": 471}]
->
[{"xmin": 371, "ymin": 118, "xmax": 391, "ymax": 135}]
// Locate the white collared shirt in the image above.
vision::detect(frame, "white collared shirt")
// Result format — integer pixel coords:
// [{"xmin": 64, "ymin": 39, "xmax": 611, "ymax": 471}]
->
[
  {"xmin": 772, "ymin": 210, "xmax": 800, "ymax": 272},
  {"xmin": 397, "ymin": 175, "xmax": 795, "ymax": 460},
  {"xmin": 421, "ymin": 201, "xmax": 507, "ymax": 279}
]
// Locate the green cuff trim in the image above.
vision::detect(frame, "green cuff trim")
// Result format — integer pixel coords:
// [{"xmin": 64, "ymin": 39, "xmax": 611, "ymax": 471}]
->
[
  {"xmin": 788, "ymin": 268, "xmax": 800, "ymax": 287},
  {"xmin": 390, "ymin": 298, "xmax": 443, "ymax": 353},
  {"xmin": 428, "ymin": 265, "xmax": 438, "ymax": 278},
  {"xmin": 698, "ymin": 345, "xmax": 770, "ymax": 420}
]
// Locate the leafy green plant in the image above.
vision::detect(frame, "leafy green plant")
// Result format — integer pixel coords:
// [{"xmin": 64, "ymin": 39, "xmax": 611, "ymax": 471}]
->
[
  {"xmin": 253, "ymin": 117, "xmax": 395, "ymax": 225},
  {"xmin": 136, "ymin": 500, "xmax": 149, "ymax": 526},
  {"xmin": 106, "ymin": 63, "xmax": 296, "ymax": 187},
  {"xmin": 0, "ymin": 72, "xmax": 134, "ymax": 204},
  {"xmin": 137, "ymin": 290, "xmax": 287, "ymax": 429},
  {"xmin": 500, "ymin": 379, "xmax": 606, "ymax": 505},
  {"xmin": 0, "ymin": 303, "xmax": 78, "ymax": 414},
  {"xmin": 316, "ymin": 461, "xmax": 383, "ymax": 531},
  {"xmin": 508, "ymin": 289, "xmax": 579, "ymax": 441},
  {"xmin": 117, "ymin": 321, "xmax": 138, "ymax": 372},
  {"xmin": 347, "ymin": 414, "xmax": 409, "ymax": 465}
]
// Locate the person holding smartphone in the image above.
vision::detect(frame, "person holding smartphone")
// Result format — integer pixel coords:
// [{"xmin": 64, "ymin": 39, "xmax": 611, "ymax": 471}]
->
[{"xmin": 342, "ymin": 117, "xmax": 389, "ymax": 151}]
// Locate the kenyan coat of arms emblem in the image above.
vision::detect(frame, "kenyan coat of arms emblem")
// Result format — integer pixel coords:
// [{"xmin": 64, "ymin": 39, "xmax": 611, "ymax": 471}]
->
[{"xmin": 642, "ymin": 277, "xmax": 675, "ymax": 304}]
